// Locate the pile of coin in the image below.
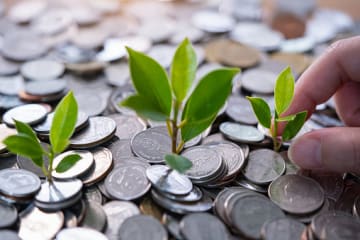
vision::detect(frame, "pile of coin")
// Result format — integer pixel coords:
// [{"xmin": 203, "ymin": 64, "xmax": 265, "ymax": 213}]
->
[{"xmin": 0, "ymin": 0, "xmax": 360, "ymax": 239}]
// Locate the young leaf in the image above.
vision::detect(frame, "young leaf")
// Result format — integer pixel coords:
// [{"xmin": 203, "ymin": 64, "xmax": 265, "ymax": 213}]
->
[
  {"xmin": 165, "ymin": 154, "xmax": 192, "ymax": 173},
  {"xmin": 14, "ymin": 120, "xmax": 38, "ymax": 141},
  {"xmin": 170, "ymin": 38, "xmax": 197, "ymax": 102},
  {"xmin": 276, "ymin": 114, "xmax": 296, "ymax": 122},
  {"xmin": 126, "ymin": 47, "xmax": 172, "ymax": 118},
  {"xmin": 275, "ymin": 67, "xmax": 295, "ymax": 115},
  {"xmin": 181, "ymin": 68, "xmax": 239, "ymax": 142},
  {"xmin": 246, "ymin": 97, "xmax": 272, "ymax": 128},
  {"xmin": 3, "ymin": 134, "xmax": 43, "ymax": 167},
  {"xmin": 50, "ymin": 91, "xmax": 78, "ymax": 154},
  {"xmin": 55, "ymin": 154, "xmax": 81, "ymax": 173},
  {"xmin": 282, "ymin": 111, "xmax": 307, "ymax": 141},
  {"xmin": 121, "ymin": 95, "xmax": 169, "ymax": 121}
]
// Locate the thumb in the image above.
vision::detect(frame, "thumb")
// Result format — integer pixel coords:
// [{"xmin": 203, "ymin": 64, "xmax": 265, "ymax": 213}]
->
[{"xmin": 289, "ymin": 127, "xmax": 360, "ymax": 173}]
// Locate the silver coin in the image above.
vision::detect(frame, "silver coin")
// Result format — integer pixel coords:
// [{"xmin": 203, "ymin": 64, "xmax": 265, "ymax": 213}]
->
[
  {"xmin": 19, "ymin": 206, "xmax": 64, "ymax": 240},
  {"xmin": 52, "ymin": 150, "xmax": 94, "ymax": 180},
  {"xmin": 323, "ymin": 214, "xmax": 360, "ymax": 240},
  {"xmin": 241, "ymin": 69, "xmax": 278, "ymax": 94},
  {"xmin": 56, "ymin": 44, "xmax": 95, "ymax": 64},
  {"xmin": 0, "ymin": 56, "xmax": 19, "ymax": 76},
  {"xmin": 118, "ymin": 215, "xmax": 168, "ymax": 240},
  {"xmin": 96, "ymin": 39, "xmax": 127, "ymax": 62},
  {"xmin": 162, "ymin": 214, "xmax": 184, "ymax": 240},
  {"xmin": 0, "ymin": 201, "xmax": 18, "ymax": 228},
  {"xmin": 226, "ymin": 95, "xmax": 258, "ymax": 125},
  {"xmin": 0, "ymin": 230, "xmax": 21, "ymax": 240},
  {"xmin": 147, "ymin": 45, "xmax": 176, "ymax": 69},
  {"xmin": 268, "ymin": 174, "xmax": 325, "ymax": 214},
  {"xmin": 107, "ymin": 139, "xmax": 135, "ymax": 162},
  {"xmin": 138, "ymin": 18, "xmax": 175, "ymax": 43},
  {"xmin": 0, "ymin": 124, "xmax": 17, "ymax": 153},
  {"xmin": 170, "ymin": 23, "xmax": 205, "ymax": 44},
  {"xmin": 0, "ymin": 169, "xmax": 41, "ymax": 198},
  {"xmin": 131, "ymin": 127, "xmax": 171, "ymax": 164},
  {"xmin": 56, "ymin": 227, "xmax": 108, "ymax": 240},
  {"xmin": 234, "ymin": 177, "xmax": 268, "ymax": 193},
  {"xmin": 192, "ymin": 10, "xmax": 235, "ymax": 33},
  {"xmin": 311, "ymin": 211, "xmax": 353, "ymax": 239},
  {"xmin": 81, "ymin": 201, "xmax": 106, "ymax": 232},
  {"xmin": 180, "ymin": 213, "xmax": 229, "ymax": 240},
  {"xmin": 287, "ymin": 197, "xmax": 331, "ymax": 224},
  {"xmin": 103, "ymin": 201, "xmax": 140, "ymax": 240},
  {"xmin": 83, "ymin": 186, "xmax": 103, "ymax": 205},
  {"xmin": 159, "ymin": 185, "xmax": 203, "ymax": 203},
  {"xmin": 31, "ymin": 8, "xmax": 73, "ymax": 36},
  {"xmin": 104, "ymin": 63, "xmax": 130, "ymax": 87},
  {"xmin": 219, "ymin": 0, "xmax": 262, "ymax": 21},
  {"xmin": 0, "ymin": 75, "xmax": 24, "ymax": 96},
  {"xmin": 2, "ymin": 104, "xmax": 48, "ymax": 126},
  {"xmin": 280, "ymin": 36, "xmax": 315, "ymax": 53},
  {"xmin": 70, "ymin": 6, "xmax": 101, "ymax": 26},
  {"xmin": 70, "ymin": 117, "xmax": 116, "ymax": 149},
  {"xmin": 70, "ymin": 27, "xmax": 107, "ymax": 50},
  {"xmin": 8, "ymin": 0, "xmax": 47, "ymax": 24},
  {"xmin": 242, "ymin": 149, "xmax": 286, "ymax": 185},
  {"xmin": 261, "ymin": 217, "xmax": 306, "ymax": 240},
  {"xmin": 105, "ymin": 165, "xmax": 150, "ymax": 201},
  {"xmin": 74, "ymin": 91, "xmax": 108, "ymax": 117},
  {"xmin": 219, "ymin": 122, "xmax": 264, "ymax": 143},
  {"xmin": 112, "ymin": 36, "xmax": 152, "ymax": 53},
  {"xmin": 108, "ymin": 114, "xmax": 147, "ymax": 139},
  {"xmin": 146, "ymin": 165, "xmax": 193, "ymax": 195},
  {"xmin": 21, "ymin": 59, "xmax": 64, "ymax": 81}
]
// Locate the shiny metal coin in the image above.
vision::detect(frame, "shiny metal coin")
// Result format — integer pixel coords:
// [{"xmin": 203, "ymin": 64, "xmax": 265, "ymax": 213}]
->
[
  {"xmin": 148, "ymin": 45, "xmax": 176, "ymax": 69},
  {"xmin": 241, "ymin": 68, "xmax": 278, "ymax": 94},
  {"xmin": 138, "ymin": 18, "xmax": 175, "ymax": 43},
  {"xmin": 107, "ymin": 139, "xmax": 135, "ymax": 163},
  {"xmin": 105, "ymin": 165, "xmax": 150, "ymax": 201},
  {"xmin": 220, "ymin": 122, "xmax": 264, "ymax": 143},
  {"xmin": 268, "ymin": 174, "xmax": 325, "ymax": 214},
  {"xmin": 280, "ymin": 36, "xmax": 315, "ymax": 53},
  {"xmin": 146, "ymin": 165, "xmax": 193, "ymax": 195},
  {"xmin": 52, "ymin": 150, "xmax": 94, "ymax": 179},
  {"xmin": 192, "ymin": 10, "xmax": 235, "ymax": 33},
  {"xmin": 81, "ymin": 201, "xmax": 107, "ymax": 232},
  {"xmin": 162, "ymin": 213, "xmax": 184, "ymax": 240},
  {"xmin": 0, "ymin": 56, "xmax": 19, "ymax": 76},
  {"xmin": 0, "ymin": 230, "xmax": 21, "ymax": 240},
  {"xmin": 56, "ymin": 227, "xmax": 108, "ymax": 240},
  {"xmin": 159, "ymin": 186, "xmax": 203, "ymax": 203},
  {"xmin": 0, "ymin": 169, "xmax": 41, "ymax": 198},
  {"xmin": 0, "ymin": 75, "xmax": 24, "ymax": 95},
  {"xmin": 20, "ymin": 59, "xmax": 65, "ymax": 81},
  {"xmin": 131, "ymin": 127, "xmax": 171, "ymax": 164},
  {"xmin": 180, "ymin": 213, "xmax": 229, "ymax": 240},
  {"xmin": 83, "ymin": 186, "xmax": 103, "ymax": 205},
  {"xmin": 323, "ymin": 214, "xmax": 360, "ymax": 239},
  {"xmin": 24, "ymin": 79, "xmax": 66, "ymax": 96},
  {"xmin": 31, "ymin": 8, "xmax": 73, "ymax": 36},
  {"xmin": 234, "ymin": 177, "xmax": 268, "ymax": 193},
  {"xmin": 74, "ymin": 91, "xmax": 108, "ymax": 117},
  {"xmin": 104, "ymin": 63, "xmax": 129, "ymax": 87},
  {"xmin": 0, "ymin": 124, "xmax": 17, "ymax": 153},
  {"xmin": 226, "ymin": 95, "xmax": 258, "ymax": 125},
  {"xmin": 2, "ymin": 104, "xmax": 48, "ymax": 127},
  {"xmin": 0, "ymin": 201, "xmax": 18, "ymax": 228},
  {"xmin": 242, "ymin": 149, "xmax": 285, "ymax": 185},
  {"xmin": 170, "ymin": 23, "xmax": 205, "ymax": 44},
  {"xmin": 261, "ymin": 218, "xmax": 306, "ymax": 240},
  {"xmin": 108, "ymin": 114, "xmax": 147, "ymax": 140},
  {"xmin": 8, "ymin": 0, "xmax": 47, "ymax": 24},
  {"xmin": 70, "ymin": 117, "xmax": 116, "ymax": 149},
  {"xmin": 118, "ymin": 215, "xmax": 168, "ymax": 240}
]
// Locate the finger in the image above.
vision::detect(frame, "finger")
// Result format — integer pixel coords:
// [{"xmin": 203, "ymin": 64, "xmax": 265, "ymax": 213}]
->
[
  {"xmin": 334, "ymin": 81, "xmax": 360, "ymax": 126},
  {"xmin": 288, "ymin": 127, "xmax": 360, "ymax": 173},
  {"xmin": 285, "ymin": 36, "xmax": 360, "ymax": 117}
]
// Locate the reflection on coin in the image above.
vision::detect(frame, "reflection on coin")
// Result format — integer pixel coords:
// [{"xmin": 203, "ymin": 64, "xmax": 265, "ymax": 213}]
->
[
  {"xmin": 192, "ymin": 10, "xmax": 235, "ymax": 33},
  {"xmin": 74, "ymin": 91, "xmax": 108, "ymax": 117},
  {"xmin": 52, "ymin": 150, "xmax": 94, "ymax": 179},
  {"xmin": 8, "ymin": 0, "xmax": 47, "ymax": 24},
  {"xmin": 220, "ymin": 122, "xmax": 264, "ymax": 143},
  {"xmin": 226, "ymin": 95, "xmax": 258, "ymax": 125},
  {"xmin": 0, "ymin": 201, "xmax": 17, "ymax": 228},
  {"xmin": 146, "ymin": 165, "xmax": 192, "ymax": 195},
  {"xmin": 19, "ymin": 206, "xmax": 64, "ymax": 240},
  {"xmin": 241, "ymin": 69, "xmax": 278, "ymax": 94},
  {"xmin": 140, "ymin": 196, "xmax": 164, "ymax": 221},
  {"xmin": 261, "ymin": 218, "xmax": 306, "ymax": 240},
  {"xmin": 108, "ymin": 114, "xmax": 147, "ymax": 139},
  {"xmin": 83, "ymin": 186, "xmax": 103, "ymax": 204},
  {"xmin": 0, "ymin": 124, "xmax": 17, "ymax": 153},
  {"xmin": 0, "ymin": 169, "xmax": 41, "ymax": 198},
  {"xmin": 159, "ymin": 186, "xmax": 203, "ymax": 203},
  {"xmin": 107, "ymin": 139, "xmax": 135, "ymax": 162},
  {"xmin": 104, "ymin": 63, "xmax": 130, "ymax": 87},
  {"xmin": 118, "ymin": 215, "xmax": 168, "ymax": 240},
  {"xmin": 269, "ymin": 174, "xmax": 325, "ymax": 214},
  {"xmin": 57, "ymin": 227, "xmax": 108, "ymax": 240},
  {"xmin": 2, "ymin": 104, "xmax": 48, "ymax": 126},
  {"xmin": 81, "ymin": 201, "xmax": 107, "ymax": 232},
  {"xmin": 24, "ymin": 79, "xmax": 66, "ymax": 96},
  {"xmin": 242, "ymin": 149, "xmax": 285, "ymax": 185},
  {"xmin": 0, "ymin": 230, "xmax": 21, "ymax": 240},
  {"xmin": 20, "ymin": 59, "xmax": 65, "ymax": 81}
]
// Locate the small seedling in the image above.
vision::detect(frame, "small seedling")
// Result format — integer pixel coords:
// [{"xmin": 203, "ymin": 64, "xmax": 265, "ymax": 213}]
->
[
  {"xmin": 3, "ymin": 91, "xmax": 81, "ymax": 182},
  {"xmin": 121, "ymin": 38, "xmax": 239, "ymax": 173},
  {"xmin": 247, "ymin": 67, "xmax": 307, "ymax": 152}
]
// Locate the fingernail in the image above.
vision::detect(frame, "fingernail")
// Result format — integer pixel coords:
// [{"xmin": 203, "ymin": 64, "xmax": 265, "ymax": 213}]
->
[{"xmin": 289, "ymin": 137, "xmax": 322, "ymax": 169}]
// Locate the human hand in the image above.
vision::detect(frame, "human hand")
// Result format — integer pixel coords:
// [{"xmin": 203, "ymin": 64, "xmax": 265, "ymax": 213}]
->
[{"xmin": 286, "ymin": 36, "xmax": 360, "ymax": 173}]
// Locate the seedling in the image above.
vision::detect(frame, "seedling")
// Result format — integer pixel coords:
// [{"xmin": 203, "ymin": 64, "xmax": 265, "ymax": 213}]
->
[
  {"xmin": 121, "ymin": 38, "xmax": 239, "ymax": 173},
  {"xmin": 3, "ymin": 91, "xmax": 81, "ymax": 183},
  {"xmin": 247, "ymin": 67, "xmax": 307, "ymax": 152}
]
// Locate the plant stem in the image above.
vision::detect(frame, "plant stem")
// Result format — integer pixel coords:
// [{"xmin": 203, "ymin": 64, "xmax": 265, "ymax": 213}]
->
[
  {"xmin": 47, "ymin": 150, "xmax": 55, "ymax": 183},
  {"xmin": 170, "ymin": 100, "xmax": 182, "ymax": 154},
  {"xmin": 272, "ymin": 119, "xmax": 281, "ymax": 152}
]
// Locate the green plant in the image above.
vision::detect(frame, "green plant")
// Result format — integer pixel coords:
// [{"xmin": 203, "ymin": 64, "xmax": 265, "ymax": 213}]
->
[
  {"xmin": 3, "ymin": 91, "xmax": 81, "ymax": 182},
  {"xmin": 247, "ymin": 67, "xmax": 307, "ymax": 152},
  {"xmin": 121, "ymin": 38, "xmax": 239, "ymax": 173}
]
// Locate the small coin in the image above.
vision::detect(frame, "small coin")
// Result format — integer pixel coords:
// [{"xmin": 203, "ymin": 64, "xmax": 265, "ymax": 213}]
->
[
  {"xmin": 146, "ymin": 165, "xmax": 193, "ymax": 195},
  {"xmin": 226, "ymin": 95, "xmax": 258, "ymax": 125},
  {"xmin": 0, "ymin": 56, "xmax": 19, "ymax": 76},
  {"xmin": 81, "ymin": 201, "xmax": 106, "ymax": 232},
  {"xmin": 162, "ymin": 213, "xmax": 184, "ymax": 240},
  {"xmin": 31, "ymin": 8, "xmax": 73, "ymax": 36},
  {"xmin": 242, "ymin": 149, "xmax": 286, "ymax": 185},
  {"xmin": 56, "ymin": 44, "xmax": 96, "ymax": 64},
  {"xmin": 21, "ymin": 59, "xmax": 64, "ymax": 81},
  {"xmin": 138, "ymin": 18, "xmax": 175, "ymax": 43},
  {"xmin": 108, "ymin": 114, "xmax": 147, "ymax": 139},
  {"xmin": 105, "ymin": 165, "xmax": 150, "ymax": 201},
  {"xmin": 0, "ymin": 200, "xmax": 18, "ymax": 228},
  {"xmin": 8, "ymin": 0, "xmax": 47, "ymax": 24},
  {"xmin": 103, "ymin": 201, "xmax": 140, "ymax": 240},
  {"xmin": 104, "ymin": 63, "xmax": 130, "ymax": 87},
  {"xmin": 241, "ymin": 68, "xmax": 278, "ymax": 94},
  {"xmin": 56, "ymin": 227, "xmax": 108, "ymax": 240},
  {"xmin": 234, "ymin": 177, "xmax": 268, "ymax": 193},
  {"xmin": 180, "ymin": 213, "xmax": 229, "ymax": 240},
  {"xmin": 70, "ymin": 117, "xmax": 116, "ymax": 149},
  {"xmin": 261, "ymin": 218, "xmax": 306, "ymax": 240},
  {"xmin": 131, "ymin": 127, "xmax": 171, "ymax": 164},
  {"xmin": 0, "ymin": 124, "xmax": 17, "ymax": 153},
  {"xmin": 192, "ymin": 10, "xmax": 235, "ymax": 33},
  {"xmin": 118, "ymin": 215, "xmax": 168, "ymax": 240},
  {"xmin": 323, "ymin": 214, "xmax": 360, "ymax": 239},
  {"xmin": 24, "ymin": 79, "xmax": 66, "ymax": 96},
  {"xmin": 159, "ymin": 185, "xmax": 203, "ymax": 203},
  {"xmin": 2, "ymin": 104, "xmax": 48, "ymax": 126},
  {"xmin": 74, "ymin": 91, "xmax": 108, "ymax": 117},
  {"xmin": 280, "ymin": 36, "xmax": 315, "ymax": 53},
  {"xmin": 71, "ymin": 27, "xmax": 107, "ymax": 49},
  {"xmin": 83, "ymin": 186, "xmax": 103, "ymax": 204},
  {"xmin": 52, "ymin": 150, "xmax": 94, "ymax": 179},
  {"xmin": 0, "ymin": 230, "xmax": 21, "ymax": 240},
  {"xmin": 147, "ymin": 45, "xmax": 176, "ymax": 69},
  {"xmin": 70, "ymin": 6, "xmax": 101, "ymax": 26},
  {"xmin": 271, "ymin": 52, "xmax": 312, "ymax": 75},
  {"xmin": 170, "ymin": 23, "xmax": 205, "ymax": 44},
  {"xmin": 219, "ymin": 122, "xmax": 264, "ymax": 143},
  {"xmin": 0, "ymin": 75, "xmax": 24, "ymax": 96},
  {"xmin": 19, "ymin": 206, "xmax": 64, "ymax": 240},
  {"xmin": 0, "ymin": 169, "xmax": 41, "ymax": 198},
  {"xmin": 269, "ymin": 174, "xmax": 325, "ymax": 214}
]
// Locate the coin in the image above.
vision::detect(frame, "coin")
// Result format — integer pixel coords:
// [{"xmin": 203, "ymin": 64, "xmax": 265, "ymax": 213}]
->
[
  {"xmin": 118, "ymin": 215, "xmax": 168, "ymax": 240},
  {"xmin": 70, "ymin": 6, "xmax": 101, "ymax": 26},
  {"xmin": 234, "ymin": 177, "xmax": 268, "ymax": 193},
  {"xmin": 242, "ymin": 149, "xmax": 285, "ymax": 185},
  {"xmin": 146, "ymin": 165, "xmax": 193, "ymax": 195},
  {"xmin": 261, "ymin": 218, "xmax": 306, "ymax": 240},
  {"xmin": 105, "ymin": 165, "xmax": 150, "ymax": 201},
  {"xmin": 147, "ymin": 45, "xmax": 176, "ymax": 69},
  {"xmin": 56, "ymin": 227, "xmax": 108, "ymax": 240},
  {"xmin": 269, "ymin": 174, "xmax": 325, "ymax": 214},
  {"xmin": 323, "ymin": 214, "xmax": 360, "ymax": 239},
  {"xmin": 71, "ymin": 27, "xmax": 107, "ymax": 49},
  {"xmin": 24, "ymin": 79, "xmax": 66, "ymax": 96},
  {"xmin": 8, "ymin": 0, "xmax": 47, "ymax": 24},
  {"xmin": 21, "ymin": 59, "xmax": 65, "ymax": 81},
  {"xmin": 104, "ymin": 63, "xmax": 130, "ymax": 87},
  {"xmin": 131, "ymin": 127, "xmax": 171, "ymax": 164},
  {"xmin": 0, "ymin": 124, "xmax": 17, "ymax": 153},
  {"xmin": 0, "ymin": 56, "xmax": 19, "ymax": 76},
  {"xmin": 159, "ymin": 186, "xmax": 203, "ymax": 203},
  {"xmin": 81, "ymin": 201, "xmax": 107, "ymax": 232},
  {"xmin": 83, "ymin": 186, "xmax": 103, "ymax": 204},
  {"xmin": 74, "ymin": 91, "xmax": 108, "ymax": 117},
  {"xmin": 140, "ymin": 196, "xmax": 164, "ymax": 221},
  {"xmin": 162, "ymin": 213, "xmax": 184, "ymax": 240},
  {"xmin": 0, "ymin": 169, "xmax": 41, "ymax": 198},
  {"xmin": 19, "ymin": 206, "xmax": 64, "ymax": 240},
  {"xmin": 271, "ymin": 52, "xmax": 312, "ymax": 75},
  {"xmin": 192, "ymin": 10, "xmax": 235, "ymax": 33},
  {"xmin": 170, "ymin": 23, "xmax": 205, "ymax": 44},
  {"xmin": 0, "ymin": 75, "xmax": 24, "ymax": 96},
  {"xmin": 226, "ymin": 95, "xmax": 258, "ymax": 125},
  {"xmin": 0, "ymin": 200, "xmax": 17, "ymax": 228},
  {"xmin": 17, "ymin": 143, "xmax": 49, "ymax": 178},
  {"xmin": 31, "ymin": 8, "xmax": 73, "ymax": 36},
  {"xmin": 70, "ymin": 117, "xmax": 116, "ymax": 149},
  {"xmin": 52, "ymin": 150, "xmax": 94, "ymax": 179},
  {"xmin": 2, "ymin": 104, "xmax": 48, "ymax": 126},
  {"xmin": 0, "ymin": 230, "xmax": 21, "ymax": 240},
  {"xmin": 241, "ymin": 68, "xmax": 278, "ymax": 94},
  {"xmin": 220, "ymin": 122, "xmax": 265, "ymax": 143},
  {"xmin": 108, "ymin": 114, "xmax": 147, "ymax": 139}
]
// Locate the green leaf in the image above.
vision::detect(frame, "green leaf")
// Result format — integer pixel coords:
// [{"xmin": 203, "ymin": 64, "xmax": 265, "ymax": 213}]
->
[
  {"xmin": 181, "ymin": 68, "xmax": 239, "ymax": 142},
  {"xmin": 50, "ymin": 91, "xmax": 78, "ymax": 154},
  {"xmin": 170, "ymin": 38, "xmax": 197, "ymax": 102},
  {"xmin": 276, "ymin": 114, "xmax": 296, "ymax": 122},
  {"xmin": 246, "ymin": 97, "xmax": 272, "ymax": 128},
  {"xmin": 3, "ymin": 134, "xmax": 43, "ymax": 167},
  {"xmin": 55, "ymin": 154, "xmax": 81, "ymax": 173},
  {"xmin": 275, "ymin": 67, "xmax": 295, "ymax": 115},
  {"xmin": 126, "ymin": 47, "xmax": 172, "ymax": 118},
  {"xmin": 165, "ymin": 154, "xmax": 192, "ymax": 173},
  {"xmin": 14, "ymin": 120, "xmax": 38, "ymax": 141},
  {"xmin": 282, "ymin": 111, "xmax": 307, "ymax": 141},
  {"xmin": 121, "ymin": 95, "xmax": 169, "ymax": 121}
]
